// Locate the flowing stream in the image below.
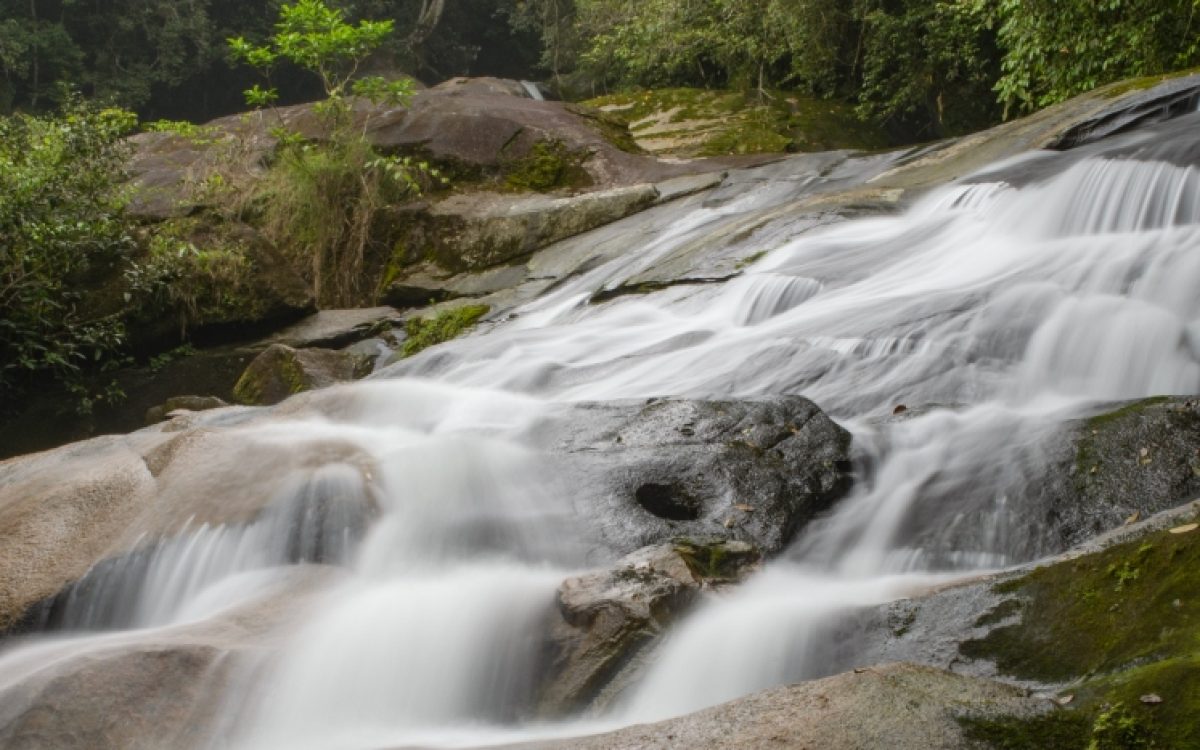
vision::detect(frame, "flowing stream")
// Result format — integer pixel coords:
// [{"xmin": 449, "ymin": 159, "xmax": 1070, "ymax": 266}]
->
[{"xmin": 3, "ymin": 110, "xmax": 1200, "ymax": 748}]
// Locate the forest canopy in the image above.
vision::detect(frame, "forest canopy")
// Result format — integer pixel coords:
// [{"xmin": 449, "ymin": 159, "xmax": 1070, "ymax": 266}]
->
[{"xmin": 2, "ymin": 0, "xmax": 1198, "ymax": 136}]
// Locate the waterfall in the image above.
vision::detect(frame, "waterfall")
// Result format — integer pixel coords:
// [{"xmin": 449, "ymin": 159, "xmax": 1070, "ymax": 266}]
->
[{"xmin": 2, "ymin": 109, "xmax": 1200, "ymax": 748}]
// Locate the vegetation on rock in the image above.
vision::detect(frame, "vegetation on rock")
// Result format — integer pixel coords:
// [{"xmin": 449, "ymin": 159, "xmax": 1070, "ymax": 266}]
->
[
  {"xmin": 401, "ymin": 304, "xmax": 490, "ymax": 357},
  {"xmin": 959, "ymin": 515, "xmax": 1200, "ymax": 747},
  {"xmin": 229, "ymin": 0, "xmax": 442, "ymax": 308}
]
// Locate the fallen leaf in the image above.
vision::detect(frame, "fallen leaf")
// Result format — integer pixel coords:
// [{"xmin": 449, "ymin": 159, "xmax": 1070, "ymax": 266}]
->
[
  {"xmin": 733, "ymin": 503, "xmax": 755, "ymax": 512},
  {"xmin": 1169, "ymin": 523, "xmax": 1199, "ymax": 534},
  {"xmin": 1124, "ymin": 511, "xmax": 1141, "ymax": 525},
  {"xmin": 892, "ymin": 404, "xmax": 908, "ymax": 415},
  {"xmin": 1057, "ymin": 694, "xmax": 1074, "ymax": 705},
  {"xmin": 1140, "ymin": 693, "xmax": 1163, "ymax": 705},
  {"xmin": 1140, "ymin": 447, "xmax": 1150, "ymax": 458},
  {"xmin": 722, "ymin": 517, "xmax": 736, "ymax": 529}
]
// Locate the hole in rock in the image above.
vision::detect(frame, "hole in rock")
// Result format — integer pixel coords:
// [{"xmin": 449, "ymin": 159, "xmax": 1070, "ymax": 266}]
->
[{"xmin": 636, "ymin": 483, "xmax": 701, "ymax": 521}]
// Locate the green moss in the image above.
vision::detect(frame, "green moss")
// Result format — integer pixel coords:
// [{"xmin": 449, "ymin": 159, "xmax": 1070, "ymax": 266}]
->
[
  {"xmin": 672, "ymin": 538, "xmax": 760, "ymax": 581},
  {"xmin": 958, "ymin": 712, "xmax": 1091, "ymax": 750},
  {"xmin": 1098, "ymin": 67, "xmax": 1200, "ymax": 99},
  {"xmin": 504, "ymin": 140, "xmax": 591, "ymax": 193},
  {"xmin": 735, "ymin": 250, "xmax": 768, "ymax": 270},
  {"xmin": 401, "ymin": 304, "xmax": 489, "ymax": 358},
  {"xmin": 1086, "ymin": 397, "xmax": 1171, "ymax": 430},
  {"xmin": 958, "ymin": 518, "xmax": 1200, "ymax": 747},
  {"xmin": 583, "ymin": 88, "xmax": 889, "ymax": 156}
]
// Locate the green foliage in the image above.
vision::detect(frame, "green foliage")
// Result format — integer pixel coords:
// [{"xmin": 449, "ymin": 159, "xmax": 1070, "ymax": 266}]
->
[
  {"xmin": 991, "ymin": 0, "xmax": 1200, "ymax": 115},
  {"xmin": 229, "ymin": 0, "xmax": 403, "ymax": 124},
  {"xmin": 856, "ymin": 0, "xmax": 1001, "ymax": 137},
  {"xmin": 228, "ymin": 0, "xmax": 442, "ymax": 308},
  {"xmin": 0, "ymin": 97, "xmax": 137, "ymax": 412},
  {"xmin": 1088, "ymin": 703, "xmax": 1153, "ymax": 750},
  {"xmin": 124, "ymin": 220, "xmax": 258, "ymax": 336},
  {"xmin": 402, "ymin": 304, "xmax": 490, "ymax": 357}
]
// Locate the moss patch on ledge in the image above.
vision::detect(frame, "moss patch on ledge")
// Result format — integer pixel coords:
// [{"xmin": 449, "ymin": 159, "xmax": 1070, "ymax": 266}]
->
[
  {"xmin": 959, "ymin": 516, "xmax": 1200, "ymax": 748},
  {"xmin": 401, "ymin": 304, "xmax": 490, "ymax": 358},
  {"xmin": 583, "ymin": 88, "xmax": 889, "ymax": 157}
]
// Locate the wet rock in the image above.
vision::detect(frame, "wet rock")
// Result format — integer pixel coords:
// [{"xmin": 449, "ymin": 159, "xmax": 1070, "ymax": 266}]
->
[
  {"xmin": 0, "ymin": 568, "xmax": 336, "ymax": 750},
  {"xmin": 0, "ymin": 406, "xmax": 377, "ymax": 631},
  {"xmin": 264, "ymin": 307, "xmax": 402, "ymax": 349},
  {"xmin": 1048, "ymin": 72, "xmax": 1200, "ymax": 151},
  {"xmin": 386, "ymin": 185, "xmax": 660, "ymax": 275},
  {"xmin": 1045, "ymin": 396, "xmax": 1200, "ymax": 550},
  {"xmin": 539, "ymin": 539, "xmax": 760, "ymax": 715},
  {"xmin": 538, "ymin": 396, "xmax": 854, "ymax": 556},
  {"xmin": 232, "ymin": 344, "xmax": 373, "ymax": 406},
  {"xmin": 513, "ymin": 663, "xmax": 1055, "ymax": 750},
  {"xmin": 144, "ymin": 395, "xmax": 230, "ymax": 425}
]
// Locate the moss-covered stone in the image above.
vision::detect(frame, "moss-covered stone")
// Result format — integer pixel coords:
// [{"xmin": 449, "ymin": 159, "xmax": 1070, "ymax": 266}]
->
[
  {"xmin": 232, "ymin": 343, "xmax": 371, "ymax": 406},
  {"xmin": 958, "ymin": 712, "xmax": 1091, "ymax": 750},
  {"xmin": 584, "ymin": 88, "xmax": 889, "ymax": 157},
  {"xmin": 672, "ymin": 538, "xmax": 762, "ymax": 581},
  {"xmin": 959, "ymin": 516, "xmax": 1200, "ymax": 748},
  {"xmin": 503, "ymin": 140, "xmax": 592, "ymax": 193},
  {"xmin": 400, "ymin": 304, "xmax": 490, "ymax": 358}
]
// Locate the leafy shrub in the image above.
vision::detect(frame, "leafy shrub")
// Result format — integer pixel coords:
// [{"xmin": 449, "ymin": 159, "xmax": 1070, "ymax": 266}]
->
[
  {"xmin": 229, "ymin": 0, "xmax": 443, "ymax": 307},
  {"xmin": 0, "ymin": 97, "xmax": 137, "ymax": 412}
]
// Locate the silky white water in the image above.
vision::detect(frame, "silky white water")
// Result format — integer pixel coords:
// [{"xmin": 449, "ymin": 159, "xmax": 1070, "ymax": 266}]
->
[{"xmin": 2, "ymin": 113, "xmax": 1200, "ymax": 748}]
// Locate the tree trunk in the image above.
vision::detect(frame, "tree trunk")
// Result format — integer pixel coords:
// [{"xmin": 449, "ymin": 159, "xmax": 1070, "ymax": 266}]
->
[{"xmin": 407, "ymin": 0, "xmax": 447, "ymax": 50}]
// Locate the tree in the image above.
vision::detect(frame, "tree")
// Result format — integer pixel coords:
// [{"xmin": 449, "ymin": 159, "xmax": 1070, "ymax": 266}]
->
[
  {"xmin": 228, "ymin": 0, "xmax": 437, "ymax": 307},
  {"xmin": 990, "ymin": 0, "xmax": 1200, "ymax": 115},
  {"xmin": 0, "ymin": 97, "xmax": 137, "ymax": 411}
]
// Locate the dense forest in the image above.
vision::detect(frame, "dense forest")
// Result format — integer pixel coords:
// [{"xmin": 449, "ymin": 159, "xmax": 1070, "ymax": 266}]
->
[{"xmin": 3, "ymin": 0, "xmax": 1200, "ymax": 135}]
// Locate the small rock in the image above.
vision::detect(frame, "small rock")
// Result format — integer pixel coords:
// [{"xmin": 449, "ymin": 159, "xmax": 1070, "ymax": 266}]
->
[
  {"xmin": 1140, "ymin": 693, "xmax": 1163, "ymax": 704},
  {"xmin": 1057, "ymin": 694, "xmax": 1074, "ymax": 705},
  {"xmin": 893, "ymin": 404, "xmax": 908, "ymax": 415}
]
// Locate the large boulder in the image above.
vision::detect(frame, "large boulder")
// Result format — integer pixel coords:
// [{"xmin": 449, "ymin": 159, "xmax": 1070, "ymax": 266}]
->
[
  {"xmin": 382, "ymin": 185, "xmax": 660, "ymax": 275},
  {"xmin": 511, "ymin": 663, "xmax": 1056, "ymax": 750},
  {"xmin": 536, "ymin": 396, "xmax": 854, "ymax": 556},
  {"xmin": 539, "ymin": 539, "xmax": 761, "ymax": 715}
]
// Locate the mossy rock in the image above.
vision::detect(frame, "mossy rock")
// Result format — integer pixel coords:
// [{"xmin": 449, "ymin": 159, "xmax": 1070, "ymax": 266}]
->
[
  {"xmin": 398, "ymin": 304, "xmax": 490, "ymax": 358},
  {"xmin": 232, "ymin": 344, "xmax": 372, "ymax": 406},
  {"xmin": 503, "ymin": 140, "xmax": 594, "ymax": 193},
  {"xmin": 959, "ymin": 513, "xmax": 1200, "ymax": 748},
  {"xmin": 583, "ymin": 88, "xmax": 889, "ymax": 157}
]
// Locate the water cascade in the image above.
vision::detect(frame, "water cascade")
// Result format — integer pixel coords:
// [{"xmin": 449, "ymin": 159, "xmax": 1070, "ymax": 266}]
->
[{"xmin": 2, "ymin": 106, "xmax": 1199, "ymax": 748}]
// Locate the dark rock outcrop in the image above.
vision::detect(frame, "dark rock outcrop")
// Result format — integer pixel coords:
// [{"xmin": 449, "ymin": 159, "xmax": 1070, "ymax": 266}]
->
[
  {"xmin": 538, "ymin": 396, "xmax": 854, "ymax": 556},
  {"xmin": 1044, "ymin": 396, "xmax": 1200, "ymax": 550},
  {"xmin": 538, "ymin": 539, "xmax": 760, "ymax": 715}
]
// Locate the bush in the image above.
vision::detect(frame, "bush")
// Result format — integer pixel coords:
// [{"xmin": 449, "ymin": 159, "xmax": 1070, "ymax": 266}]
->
[{"xmin": 0, "ymin": 97, "xmax": 137, "ymax": 412}]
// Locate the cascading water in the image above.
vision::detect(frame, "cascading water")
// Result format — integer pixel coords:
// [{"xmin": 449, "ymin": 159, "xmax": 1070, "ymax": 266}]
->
[{"xmin": 2, "ymin": 107, "xmax": 1200, "ymax": 748}]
